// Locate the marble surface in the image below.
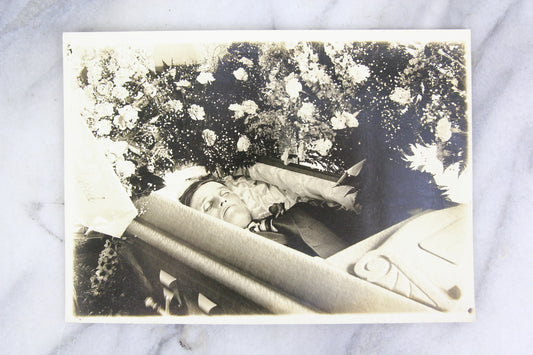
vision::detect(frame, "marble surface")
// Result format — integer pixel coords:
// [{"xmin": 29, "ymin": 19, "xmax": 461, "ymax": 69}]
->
[{"xmin": 1, "ymin": 0, "xmax": 532, "ymax": 353}]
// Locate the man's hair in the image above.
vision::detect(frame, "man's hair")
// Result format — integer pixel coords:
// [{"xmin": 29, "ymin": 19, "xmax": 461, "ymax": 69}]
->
[{"xmin": 179, "ymin": 176, "xmax": 219, "ymax": 207}]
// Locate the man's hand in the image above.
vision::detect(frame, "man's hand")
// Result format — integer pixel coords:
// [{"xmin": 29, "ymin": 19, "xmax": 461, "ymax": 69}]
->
[{"xmin": 325, "ymin": 185, "xmax": 362, "ymax": 213}]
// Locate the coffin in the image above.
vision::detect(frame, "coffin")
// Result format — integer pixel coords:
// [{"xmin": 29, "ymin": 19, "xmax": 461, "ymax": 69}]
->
[{"xmin": 124, "ymin": 192, "xmax": 474, "ymax": 318}]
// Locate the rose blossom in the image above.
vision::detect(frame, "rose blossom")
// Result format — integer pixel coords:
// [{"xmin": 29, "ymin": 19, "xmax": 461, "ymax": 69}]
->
[
  {"xmin": 202, "ymin": 129, "xmax": 217, "ymax": 146},
  {"xmin": 312, "ymin": 138, "xmax": 333, "ymax": 156},
  {"xmin": 239, "ymin": 57, "xmax": 254, "ymax": 67},
  {"xmin": 94, "ymin": 119, "xmax": 112, "ymax": 136},
  {"xmin": 241, "ymin": 100, "xmax": 258, "ymax": 115},
  {"xmin": 114, "ymin": 105, "xmax": 139, "ymax": 130},
  {"xmin": 390, "ymin": 87, "xmax": 412, "ymax": 105},
  {"xmin": 188, "ymin": 104, "xmax": 206, "ymax": 121},
  {"xmin": 229, "ymin": 103, "xmax": 245, "ymax": 119},
  {"xmin": 332, "ymin": 111, "xmax": 359, "ymax": 130},
  {"xmin": 94, "ymin": 102, "xmax": 114, "ymax": 119},
  {"xmin": 174, "ymin": 80, "xmax": 191, "ymax": 88},
  {"xmin": 112, "ymin": 86, "xmax": 129, "ymax": 101},
  {"xmin": 347, "ymin": 64, "xmax": 371, "ymax": 84},
  {"xmin": 196, "ymin": 72, "xmax": 215, "ymax": 84},
  {"xmin": 96, "ymin": 81, "xmax": 113, "ymax": 97},
  {"xmin": 233, "ymin": 68, "xmax": 249, "ymax": 81},
  {"xmin": 436, "ymin": 117, "xmax": 452, "ymax": 142},
  {"xmin": 285, "ymin": 75, "xmax": 302, "ymax": 99},
  {"xmin": 346, "ymin": 111, "xmax": 360, "ymax": 128},
  {"xmin": 236, "ymin": 135, "xmax": 251, "ymax": 152},
  {"xmin": 297, "ymin": 102, "xmax": 315, "ymax": 122},
  {"xmin": 331, "ymin": 112, "xmax": 346, "ymax": 130},
  {"xmin": 229, "ymin": 100, "xmax": 258, "ymax": 119},
  {"xmin": 165, "ymin": 99, "xmax": 183, "ymax": 113}
]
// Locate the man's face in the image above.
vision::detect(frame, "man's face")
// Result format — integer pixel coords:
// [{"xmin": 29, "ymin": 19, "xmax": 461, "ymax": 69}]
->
[{"xmin": 189, "ymin": 181, "xmax": 252, "ymax": 228}]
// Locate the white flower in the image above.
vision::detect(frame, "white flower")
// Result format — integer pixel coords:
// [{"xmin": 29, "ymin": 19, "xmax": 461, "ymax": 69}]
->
[
  {"xmin": 115, "ymin": 159, "xmax": 136, "ymax": 178},
  {"xmin": 294, "ymin": 52, "xmax": 309, "ymax": 69},
  {"xmin": 435, "ymin": 117, "xmax": 452, "ymax": 142},
  {"xmin": 196, "ymin": 72, "xmax": 215, "ymax": 84},
  {"xmin": 86, "ymin": 61, "xmax": 103, "ymax": 85},
  {"xmin": 285, "ymin": 75, "xmax": 302, "ymax": 99},
  {"xmin": 297, "ymin": 102, "xmax": 315, "ymax": 122},
  {"xmin": 112, "ymin": 115, "xmax": 126, "ymax": 131},
  {"xmin": 331, "ymin": 111, "xmax": 346, "ymax": 130},
  {"xmin": 94, "ymin": 119, "xmax": 112, "ymax": 136},
  {"xmin": 331, "ymin": 111, "xmax": 359, "ymax": 130},
  {"xmin": 188, "ymin": 104, "xmax": 206, "ymax": 121},
  {"xmin": 165, "ymin": 99, "xmax": 183, "ymax": 113},
  {"xmin": 167, "ymin": 68, "xmax": 176, "ymax": 77},
  {"xmin": 241, "ymin": 100, "xmax": 258, "ymax": 115},
  {"xmin": 143, "ymin": 83, "xmax": 158, "ymax": 98},
  {"xmin": 347, "ymin": 64, "xmax": 371, "ymax": 84},
  {"xmin": 312, "ymin": 138, "xmax": 333, "ymax": 156},
  {"xmin": 229, "ymin": 103, "xmax": 245, "ymax": 119},
  {"xmin": 95, "ymin": 81, "xmax": 113, "ymax": 97},
  {"xmin": 346, "ymin": 111, "xmax": 360, "ymax": 128},
  {"xmin": 94, "ymin": 102, "xmax": 114, "ymax": 119},
  {"xmin": 390, "ymin": 87, "xmax": 412, "ymax": 105},
  {"xmin": 202, "ymin": 129, "xmax": 217, "ymax": 146},
  {"xmin": 239, "ymin": 57, "xmax": 254, "ymax": 67},
  {"xmin": 403, "ymin": 142, "xmax": 443, "ymax": 175},
  {"xmin": 229, "ymin": 100, "xmax": 258, "ymax": 119},
  {"xmin": 451, "ymin": 77, "xmax": 459, "ymax": 87},
  {"xmin": 114, "ymin": 105, "xmax": 139, "ymax": 130},
  {"xmin": 118, "ymin": 105, "xmax": 139, "ymax": 122},
  {"xmin": 302, "ymin": 65, "xmax": 329, "ymax": 85},
  {"xmin": 112, "ymin": 86, "xmax": 129, "ymax": 101},
  {"xmin": 174, "ymin": 80, "xmax": 191, "ymax": 88},
  {"xmin": 113, "ymin": 67, "xmax": 134, "ymax": 86},
  {"xmin": 237, "ymin": 135, "xmax": 251, "ymax": 152},
  {"xmin": 233, "ymin": 67, "xmax": 249, "ymax": 81}
]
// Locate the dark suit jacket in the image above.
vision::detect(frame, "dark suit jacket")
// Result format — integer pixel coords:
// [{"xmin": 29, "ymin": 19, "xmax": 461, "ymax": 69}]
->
[
  {"xmin": 252, "ymin": 157, "xmax": 453, "ymax": 258},
  {"xmin": 254, "ymin": 203, "xmax": 355, "ymax": 258}
]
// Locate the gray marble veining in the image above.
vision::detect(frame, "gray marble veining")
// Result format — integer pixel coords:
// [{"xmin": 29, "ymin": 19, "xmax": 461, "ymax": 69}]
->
[{"xmin": 1, "ymin": 0, "xmax": 532, "ymax": 353}]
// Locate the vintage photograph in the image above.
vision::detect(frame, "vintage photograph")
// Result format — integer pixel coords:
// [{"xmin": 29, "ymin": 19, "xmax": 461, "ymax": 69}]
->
[{"xmin": 64, "ymin": 30, "xmax": 473, "ymax": 322}]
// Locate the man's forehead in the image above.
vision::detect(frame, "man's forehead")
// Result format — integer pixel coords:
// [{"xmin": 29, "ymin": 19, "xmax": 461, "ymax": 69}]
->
[{"xmin": 193, "ymin": 181, "xmax": 225, "ymax": 198}]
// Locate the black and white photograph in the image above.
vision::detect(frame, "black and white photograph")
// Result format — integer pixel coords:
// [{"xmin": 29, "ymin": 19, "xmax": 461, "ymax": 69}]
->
[{"xmin": 63, "ymin": 30, "xmax": 473, "ymax": 322}]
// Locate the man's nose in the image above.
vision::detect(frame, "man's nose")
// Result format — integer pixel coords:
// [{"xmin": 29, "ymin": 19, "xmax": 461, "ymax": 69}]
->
[{"xmin": 218, "ymin": 197, "xmax": 227, "ymax": 207}]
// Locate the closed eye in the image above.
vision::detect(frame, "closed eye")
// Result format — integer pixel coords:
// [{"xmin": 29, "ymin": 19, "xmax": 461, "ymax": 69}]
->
[{"xmin": 203, "ymin": 200, "xmax": 213, "ymax": 212}]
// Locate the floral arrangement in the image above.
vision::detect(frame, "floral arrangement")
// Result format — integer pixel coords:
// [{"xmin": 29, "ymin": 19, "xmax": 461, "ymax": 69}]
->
[
  {"xmin": 73, "ymin": 235, "xmax": 154, "ymax": 316},
  {"xmin": 69, "ymin": 40, "xmax": 470, "ymax": 315},
  {"xmin": 89, "ymin": 239, "xmax": 120, "ymax": 295},
  {"xmin": 71, "ymin": 40, "xmax": 468, "ymax": 201}
]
